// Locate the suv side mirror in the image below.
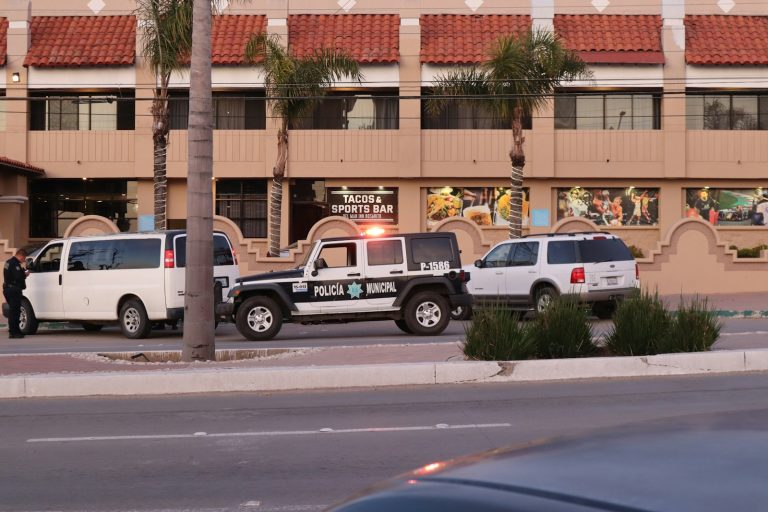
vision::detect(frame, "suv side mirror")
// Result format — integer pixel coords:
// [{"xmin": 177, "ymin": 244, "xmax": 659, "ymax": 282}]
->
[
  {"xmin": 311, "ymin": 258, "xmax": 328, "ymax": 277},
  {"xmin": 25, "ymin": 257, "xmax": 35, "ymax": 272},
  {"xmin": 474, "ymin": 259, "xmax": 484, "ymax": 268}
]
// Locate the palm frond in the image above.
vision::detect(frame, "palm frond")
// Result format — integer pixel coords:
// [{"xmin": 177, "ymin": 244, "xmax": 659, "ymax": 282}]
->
[
  {"xmin": 425, "ymin": 67, "xmax": 493, "ymax": 116},
  {"xmin": 136, "ymin": 0, "xmax": 193, "ymax": 77}
]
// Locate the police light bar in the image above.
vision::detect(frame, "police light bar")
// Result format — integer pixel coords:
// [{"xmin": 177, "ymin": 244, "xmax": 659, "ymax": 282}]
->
[{"xmin": 362, "ymin": 227, "xmax": 386, "ymax": 237}]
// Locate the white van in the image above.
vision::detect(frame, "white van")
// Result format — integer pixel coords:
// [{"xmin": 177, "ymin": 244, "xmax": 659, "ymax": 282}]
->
[{"xmin": 13, "ymin": 231, "xmax": 239, "ymax": 339}]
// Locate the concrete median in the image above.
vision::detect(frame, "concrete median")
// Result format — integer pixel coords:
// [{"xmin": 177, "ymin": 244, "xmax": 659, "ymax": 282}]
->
[{"xmin": 1, "ymin": 349, "xmax": 767, "ymax": 399}]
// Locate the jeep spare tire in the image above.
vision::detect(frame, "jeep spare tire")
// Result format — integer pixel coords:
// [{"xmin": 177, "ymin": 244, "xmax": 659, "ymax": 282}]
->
[
  {"xmin": 404, "ymin": 291, "xmax": 450, "ymax": 336},
  {"xmin": 236, "ymin": 296, "xmax": 283, "ymax": 341}
]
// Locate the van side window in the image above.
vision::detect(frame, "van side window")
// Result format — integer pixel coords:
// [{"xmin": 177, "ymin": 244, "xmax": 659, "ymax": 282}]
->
[
  {"xmin": 173, "ymin": 235, "xmax": 235, "ymax": 268},
  {"xmin": 36, "ymin": 243, "xmax": 63, "ymax": 273},
  {"xmin": 68, "ymin": 239, "xmax": 161, "ymax": 271}
]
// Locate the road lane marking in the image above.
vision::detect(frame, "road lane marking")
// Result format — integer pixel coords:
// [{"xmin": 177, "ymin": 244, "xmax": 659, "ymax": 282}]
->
[{"xmin": 27, "ymin": 423, "xmax": 512, "ymax": 444}]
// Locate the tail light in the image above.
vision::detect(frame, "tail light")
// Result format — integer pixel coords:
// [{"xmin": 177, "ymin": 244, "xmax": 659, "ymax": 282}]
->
[
  {"xmin": 635, "ymin": 263, "xmax": 640, "ymax": 281},
  {"xmin": 570, "ymin": 267, "xmax": 585, "ymax": 284},
  {"xmin": 232, "ymin": 248, "xmax": 238, "ymax": 265},
  {"xmin": 164, "ymin": 249, "xmax": 175, "ymax": 268},
  {"xmin": 458, "ymin": 270, "xmax": 467, "ymax": 283}
]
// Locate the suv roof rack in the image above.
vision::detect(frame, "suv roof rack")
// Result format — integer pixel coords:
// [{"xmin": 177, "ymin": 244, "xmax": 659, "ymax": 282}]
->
[{"xmin": 522, "ymin": 231, "xmax": 609, "ymax": 239}]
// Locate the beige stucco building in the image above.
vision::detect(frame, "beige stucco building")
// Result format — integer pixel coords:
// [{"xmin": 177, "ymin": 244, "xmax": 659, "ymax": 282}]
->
[{"xmin": 1, "ymin": 0, "xmax": 768, "ymax": 295}]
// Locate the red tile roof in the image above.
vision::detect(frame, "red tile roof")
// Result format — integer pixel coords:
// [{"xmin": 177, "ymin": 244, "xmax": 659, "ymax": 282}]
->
[
  {"xmin": 25, "ymin": 15, "xmax": 135, "ymax": 68},
  {"xmin": 0, "ymin": 18, "xmax": 7, "ymax": 67},
  {"xmin": 421, "ymin": 15, "xmax": 531, "ymax": 64},
  {"xmin": 212, "ymin": 15, "xmax": 266, "ymax": 65},
  {"xmin": 288, "ymin": 14, "xmax": 399, "ymax": 63},
  {"xmin": 554, "ymin": 15, "xmax": 664, "ymax": 64},
  {"xmin": 686, "ymin": 15, "xmax": 768, "ymax": 65},
  {"xmin": 0, "ymin": 156, "xmax": 44, "ymax": 176}
]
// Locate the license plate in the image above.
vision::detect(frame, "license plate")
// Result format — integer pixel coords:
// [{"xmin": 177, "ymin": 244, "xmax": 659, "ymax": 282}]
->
[{"xmin": 606, "ymin": 277, "xmax": 618, "ymax": 285}]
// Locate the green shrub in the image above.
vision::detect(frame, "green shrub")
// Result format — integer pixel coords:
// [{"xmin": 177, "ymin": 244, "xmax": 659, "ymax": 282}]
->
[
  {"xmin": 462, "ymin": 306, "xmax": 535, "ymax": 361},
  {"xmin": 628, "ymin": 245, "xmax": 645, "ymax": 259},
  {"xmin": 529, "ymin": 295, "xmax": 597, "ymax": 359},
  {"xmin": 605, "ymin": 290, "xmax": 672, "ymax": 356},
  {"xmin": 663, "ymin": 296, "xmax": 722, "ymax": 353},
  {"xmin": 729, "ymin": 244, "xmax": 768, "ymax": 258}
]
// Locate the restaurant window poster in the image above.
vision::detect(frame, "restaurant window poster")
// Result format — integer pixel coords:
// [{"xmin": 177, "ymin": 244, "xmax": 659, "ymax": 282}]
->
[
  {"xmin": 426, "ymin": 187, "xmax": 530, "ymax": 229},
  {"xmin": 685, "ymin": 188, "xmax": 768, "ymax": 226},
  {"xmin": 557, "ymin": 187, "xmax": 660, "ymax": 226}
]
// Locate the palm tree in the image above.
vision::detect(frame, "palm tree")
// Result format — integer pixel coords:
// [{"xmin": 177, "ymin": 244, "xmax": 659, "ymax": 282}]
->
[
  {"xmin": 245, "ymin": 33, "xmax": 363, "ymax": 257},
  {"xmin": 181, "ymin": 0, "xmax": 214, "ymax": 362},
  {"xmin": 136, "ymin": 0, "xmax": 193, "ymax": 230},
  {"xmin": 427, "ymin": 30, "xmax": 591, "ymax": 238}
]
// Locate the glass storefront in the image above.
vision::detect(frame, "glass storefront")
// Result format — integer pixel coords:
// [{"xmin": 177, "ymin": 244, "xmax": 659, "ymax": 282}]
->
[
  {"xmin": 215, "ymin": 180, "xmax": 268, "ymax": 238},
  {"xmin": 29, "ymin": 179, "xmax": 138, "ymax": 238}
]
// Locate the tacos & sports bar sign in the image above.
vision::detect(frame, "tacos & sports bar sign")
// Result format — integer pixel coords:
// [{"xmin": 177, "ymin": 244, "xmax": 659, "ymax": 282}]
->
[{"xmin": 328, "ymin": 187, "xmax": 398, "ymax": 224}]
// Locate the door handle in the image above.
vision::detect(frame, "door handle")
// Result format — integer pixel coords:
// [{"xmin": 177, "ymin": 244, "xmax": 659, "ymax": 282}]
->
[
  {"xmin": 390, "ymin": 270, "xmax": 403, "ymax": 275},
  {"xmin": 495, "ymin": 271, "xmax": 503, "ymax": 275},
  {"xmin": 347, "ymin": 273, "xmax": 361, "ymax": 277},
  {"xmin": 528, "ymin": 270, "xmax": 537, "ymax": 274},
  {"xmin": 58, "ymin": 274, "xmax": 62, "ymax": 286}
]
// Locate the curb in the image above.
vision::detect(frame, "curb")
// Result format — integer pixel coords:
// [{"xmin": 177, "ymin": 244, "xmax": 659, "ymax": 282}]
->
[
  {"xmin": 1, "ymin": 310, "xmax": 767, "ymax": 331},
  {"xmin": 1, "ymin": 350, "xmax": 767, "ymax": 399}
]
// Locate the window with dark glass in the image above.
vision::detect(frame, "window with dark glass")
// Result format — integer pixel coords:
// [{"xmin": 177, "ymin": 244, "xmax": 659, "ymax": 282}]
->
[
  {"xmin": 411, "ymin": 237, "xmax": 455, "ymax": 264},
  {"xmin": 367, "ymin": 240, "xmax": 404, "ymax": 266},
  {"xmin": 34, "ymin": 243, "xmax": 63, "ymax": 273},
  {"xmin": 555, "ymin": 92, "xmax": 661, "ymax": 130},
  {"xmin": 547, "ymin": 241, "xmax": 579, "ymax": 264},
  {"xmin": 168, "ymin": 91, "xmax": 265, "ymax": 130},
  {"xmin": 293, "ymin": 91, "xmax": 399, "ymax": 130},
  {"xmin": 29, "ymin": 179, "xmax": 138, "ymax": 238},
  {"xmin": 510, "ymin": 242, "xmax": 539, "ymax": 266},
  {"xmin": 215, "ymin": 180, "xmax": 268, "ymax": 238},
  {"xmin": 29, "ymin": 91, "xmax": 135, "ymax": 131},
  {"xmin": 68, "ymin": 239, "xmax": 161, "ymax": 271},
  {"xmin": 483, "ymin": 244, "xmax": 512, "ymax": 268},
  {"xmin": 686, "ymin": 93, "xmax": 768, "ymax": 130},
  {"xmin": 422, "ymin": 88, "xmax": 532, "ymax": 129},
  {"xmin": 173, "ymin": 234, "xmax": 235, "ymax": 268}
]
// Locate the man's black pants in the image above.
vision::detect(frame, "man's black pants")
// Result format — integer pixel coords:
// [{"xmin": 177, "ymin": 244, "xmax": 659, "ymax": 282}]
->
[{"xmin": 3, "ymin": 287, "xmax": 22, "ymax": 336}]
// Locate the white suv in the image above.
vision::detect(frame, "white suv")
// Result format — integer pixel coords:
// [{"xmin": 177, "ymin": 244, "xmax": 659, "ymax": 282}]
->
[{"xmin": 461, "ymin": 232, "xmax": 639, "ymax": 319}]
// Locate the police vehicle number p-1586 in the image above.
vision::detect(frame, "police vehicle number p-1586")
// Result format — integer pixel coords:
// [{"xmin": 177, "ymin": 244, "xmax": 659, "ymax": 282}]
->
[{"xmin": 420, "ymin": 261, "xmax": 450, "ymax": 271}]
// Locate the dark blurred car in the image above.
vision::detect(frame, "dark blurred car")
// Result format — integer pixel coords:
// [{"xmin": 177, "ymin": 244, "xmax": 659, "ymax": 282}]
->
[{"xmin": 329, "ymin": 411, "xmax": 768, "ymax": 511}]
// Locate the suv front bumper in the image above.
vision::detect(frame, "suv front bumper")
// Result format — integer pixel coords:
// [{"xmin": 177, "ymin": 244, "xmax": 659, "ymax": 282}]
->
[{"xmin": 216, "ymin": 302, "xmax": 234, "ymax": 322}]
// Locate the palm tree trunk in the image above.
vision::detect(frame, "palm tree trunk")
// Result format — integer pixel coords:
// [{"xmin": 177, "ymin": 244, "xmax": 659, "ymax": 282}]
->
[
  {"xmin": 508, "ymin": 106, "xmax": 526, "ymax": 239},
  {"xmin": 152, "ymin": 133, "xmax": 168, "ymax": 231},
  {"xmin": 182, "ymin": 0, "xmax": 214, "ymax": 362},
  {"xmin": 268, "ymin": 124, "xmax": 288, "ymax": 257}
]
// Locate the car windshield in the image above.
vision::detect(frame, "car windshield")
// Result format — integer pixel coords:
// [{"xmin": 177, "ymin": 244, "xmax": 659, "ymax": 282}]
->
[
  {"xmin": 297, "ymin": 242, "xmax": 317, "ymax": 269},
  {"xmin": 578, "ymin": 239, "xmax": 633, "ymax": 263}
]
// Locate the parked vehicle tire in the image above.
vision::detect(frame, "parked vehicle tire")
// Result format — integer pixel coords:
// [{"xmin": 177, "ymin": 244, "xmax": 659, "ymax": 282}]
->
[
  {"xmin": 235, "ymin": 296, "xmax": 282, "ymax": 341},
  {"xmin": 404, "ymin": 292, "xmax": 450, "ymax": 336},
  {"xmin": 81, "ymin": 322, "xmax": 103, "ymax": 332},
  {"xmin": 394, "ymin": 319, "xmax": 413, "ymax": 334},
  {"xmin": 534, "ymin": 286, "xmax": 558, "ymax": 316},
  {"xmin": 450, "ymin": 305, "xmax": 472, "ymax": 321},
  {"xmin": 592, "ymin": 301, "xmax": 617, "ymax": 320},
  {"xmin": 19, "ymin": 299, "xmax": 39, "ymax": 335},
  {"xmin": 119, "ymin": 299, "xmax": 152, "ymax": 339}
]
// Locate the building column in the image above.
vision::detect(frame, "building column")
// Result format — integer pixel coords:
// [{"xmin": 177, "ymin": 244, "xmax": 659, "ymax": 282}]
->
[
  {"xmin": 3, "ymin": 2, "xmax": 31, "ymax": 247},
  {"xmin": 661, "ymin": 0, "xmax": 687, "ymax": 237},
  {"xmin": 134, "ymin": 17, "xmax": 157, "ymax": 225}
]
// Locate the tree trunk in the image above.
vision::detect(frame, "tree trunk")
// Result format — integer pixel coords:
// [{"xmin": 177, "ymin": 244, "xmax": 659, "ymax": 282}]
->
[
  {"xmin": 268, "ymin": 124, "xmax": 288, "ymax": 257},
  {"xmin": 508, "ymin": 106, "xmax": 526, "ymax": 239},
  {"xmin": 182, "ymin": 0, "xmax": 214, "ymax": 362},
  {"xmin": 152, "ymin": 133, "xmax": 168, "ymax": 231},
  {"xmin": 152, "ymin": 85, "xmax": 170, "ymax": 231}
]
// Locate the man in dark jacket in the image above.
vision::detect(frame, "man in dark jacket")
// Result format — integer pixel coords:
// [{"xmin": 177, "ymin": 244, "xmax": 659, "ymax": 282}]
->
[{"xmin": 3, "ymin": 249, "xmax": 28, "ymax": 339}]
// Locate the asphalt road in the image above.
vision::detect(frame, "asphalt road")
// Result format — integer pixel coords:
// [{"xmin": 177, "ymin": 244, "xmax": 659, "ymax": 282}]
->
[
  {"xmin": 2, "ymin": 373, "xmax": 768, "ymax": 511},
  {"xmin": 1, "ymin": 317, "xmax": 768, "ymax": 354}
]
